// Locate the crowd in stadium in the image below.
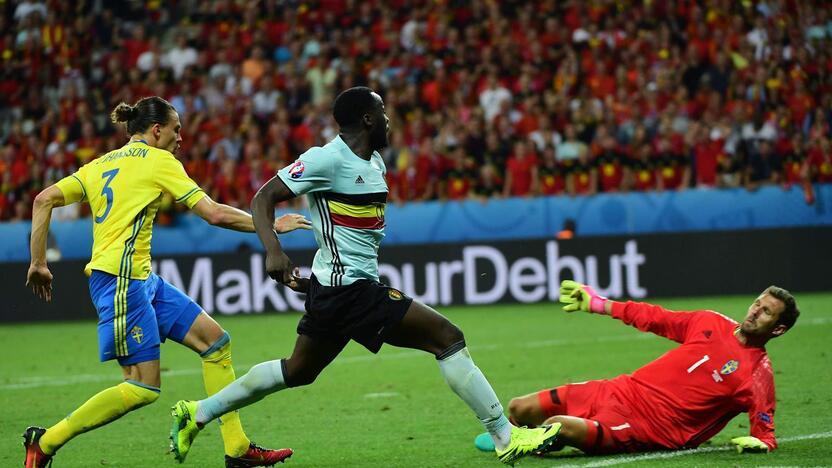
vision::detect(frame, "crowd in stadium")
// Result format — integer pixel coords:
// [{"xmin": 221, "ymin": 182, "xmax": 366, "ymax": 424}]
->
[{"xmin": 1, "ymin": 0, "xmax": 832, "ymax": 222}]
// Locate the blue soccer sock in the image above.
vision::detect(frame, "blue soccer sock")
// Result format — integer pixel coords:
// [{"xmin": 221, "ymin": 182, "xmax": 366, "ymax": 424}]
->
[
  {"xmin": 437, "ymin": 345, "xmax": 512, "ymax": 450},
  {"xmin": 195, "ymin": 359, "xmax": 287, "ymax": 425}
]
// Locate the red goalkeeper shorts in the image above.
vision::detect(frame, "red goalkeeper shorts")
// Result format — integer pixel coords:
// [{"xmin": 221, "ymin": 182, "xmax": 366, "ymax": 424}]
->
[{"xmin": 537, "ymin": 378, "xmax": 662, "ymax": 454}]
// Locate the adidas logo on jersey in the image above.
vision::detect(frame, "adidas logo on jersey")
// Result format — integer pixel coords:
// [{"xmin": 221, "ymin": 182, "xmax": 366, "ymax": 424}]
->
[{"xmin": 355, "ymin": 175, "xmax": 365, "ymax": 184}]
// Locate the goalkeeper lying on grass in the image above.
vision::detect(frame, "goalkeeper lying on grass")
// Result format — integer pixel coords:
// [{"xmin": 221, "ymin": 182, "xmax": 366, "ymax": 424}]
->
[{"xmin": 476, "ymin": 281, "xmax": 799, "ymax": 456}]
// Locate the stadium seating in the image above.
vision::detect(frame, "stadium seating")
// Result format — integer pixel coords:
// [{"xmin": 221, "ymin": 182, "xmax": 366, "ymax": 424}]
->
[{"xmin": 1, "ymin": 0, "xmax": 830, "ymax": 222}]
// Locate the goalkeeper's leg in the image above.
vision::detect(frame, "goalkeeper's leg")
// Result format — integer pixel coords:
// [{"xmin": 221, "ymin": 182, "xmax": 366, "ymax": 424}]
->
[
  {"xmin": 508, "ymin": 388, "xmax": 568, "ymax": 427},
  {"xmin": 509, "ymin": 384, "xmax": 629, "ymax": 454}
]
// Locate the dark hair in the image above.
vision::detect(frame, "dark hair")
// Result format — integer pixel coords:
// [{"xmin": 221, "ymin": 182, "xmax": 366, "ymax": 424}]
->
[
  {"xmin": 110, "ymin": 96, "xmax": 176, "ymax": 135},
  {"xmin": 333, "ymin": 86, "xmax": 376, "ymax": 128},
  {"xmin": 765, "ymin": 285, "xmax": 799, "ymax": 330}
]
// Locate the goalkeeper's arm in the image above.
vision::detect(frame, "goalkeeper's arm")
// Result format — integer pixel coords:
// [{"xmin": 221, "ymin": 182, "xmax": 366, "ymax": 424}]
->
[{"xmin": 558, "ymin": 280, "xmax": 703, "ymax": 343}]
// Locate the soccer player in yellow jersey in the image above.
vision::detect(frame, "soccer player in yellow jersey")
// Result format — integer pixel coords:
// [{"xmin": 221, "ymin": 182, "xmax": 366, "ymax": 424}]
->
[{"xmin": 22, "ymin": 96, "xmax": 305, "ymax": 468}]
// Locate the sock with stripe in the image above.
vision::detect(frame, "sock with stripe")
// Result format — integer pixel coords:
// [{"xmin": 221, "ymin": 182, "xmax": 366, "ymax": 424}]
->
[
  {"xmin": 39, "ymin": 380, "xmax": 160, "ymax": 455},
  {"xmin": 196, "ymin": 359, "xmax": 287, "ymax": 425},
  {"xmin": 200, "ymin": 332, "xmax": 251, "ymax": 458},
  {"xmin": 437, "ymin": 343, "xmax": 512, "ymax": 451}
]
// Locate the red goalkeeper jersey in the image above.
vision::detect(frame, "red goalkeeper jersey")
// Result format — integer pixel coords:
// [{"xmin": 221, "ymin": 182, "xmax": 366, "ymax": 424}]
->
[{"xmin": 608, "ymin": 301, "xmax": 777, "ymax": 450}]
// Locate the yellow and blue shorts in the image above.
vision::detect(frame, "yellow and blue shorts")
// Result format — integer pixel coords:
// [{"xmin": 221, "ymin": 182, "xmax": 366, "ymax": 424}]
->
[{"xmin": 89, "ymin": 270, "xmax": 202, "ymax": 365}]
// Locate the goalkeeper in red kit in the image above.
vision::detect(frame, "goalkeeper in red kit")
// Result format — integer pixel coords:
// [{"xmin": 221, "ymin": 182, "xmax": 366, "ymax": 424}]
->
[{"xmin": 476, "ymin": 280, "xmax": 799, "ymax": 456}]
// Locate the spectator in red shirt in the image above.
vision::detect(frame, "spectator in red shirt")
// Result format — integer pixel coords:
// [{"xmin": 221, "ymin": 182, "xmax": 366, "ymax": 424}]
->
[
  {"xmin": 692, "ymin": 124, "xmax": 725, "ymax": 188},
  {"xmin": 394, "ymin": 138, "xmax": 439, "ymax": 202},
  {"xmin": 594, "ymin": 136, "xmax": 628, "ymax": 192},
  {"xmin": 503, "ymin": 140, "xmax": 538, "ymax": 198},
  {"xmin": 119, "ymin": 24, "xmax": 149, "ymax": 68}
]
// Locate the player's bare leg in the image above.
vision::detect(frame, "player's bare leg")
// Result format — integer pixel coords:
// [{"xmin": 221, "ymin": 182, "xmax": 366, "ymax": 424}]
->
[
  {"xmin": 383, "ymin": 300, "xmax": 464, "ymax": 355},
  {"xmin": 282, "ymin": 334, "xmax": 349, "ymax": 387},
  {"xmin": 541, "ymin": 416, "xmax": 592, "ymax": 448},
  {"xmin": 508, "ymin": 390, "xmax": 596, "ymax": 453},
  {"xmin": 121, "ymin": 359, "xmax": 162, "ymax": 387},
  {"xmin": 384, "ymin": 301, "xmax": 561, "ymax": 464},
  {"xmin": 508, "ymin": 392, "xmax": 553, "ymax": 427},
  {"xmin": 179, "ymin": 311, "xmax": 226, "ymax": 352}
]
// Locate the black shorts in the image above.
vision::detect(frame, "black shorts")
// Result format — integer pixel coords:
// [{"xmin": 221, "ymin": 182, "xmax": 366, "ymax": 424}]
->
[{"xmin": 298, "ymin": 275, "xmax": 413, "ymax": 353}]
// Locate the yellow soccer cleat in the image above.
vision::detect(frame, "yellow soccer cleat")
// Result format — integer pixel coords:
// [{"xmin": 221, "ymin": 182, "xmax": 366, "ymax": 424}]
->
[
  {"xmin": 170, "ymin": 400, "xmax": 201, "ymax": 463},
  {"xmin": 496, "ymin": 423, "xmax": 562, "ymax": 466}
]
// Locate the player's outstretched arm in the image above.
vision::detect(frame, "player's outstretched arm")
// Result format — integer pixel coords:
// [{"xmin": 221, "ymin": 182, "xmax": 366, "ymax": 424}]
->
[
  {"xmin": 191, "ymin": 195, "xmax": 311, "ymax": 234},
  {"xmin": 560, "ymin": 280, "xmax": 705, "ymax": 342},
  {"xmin": 251, "ymin": 175, "xmax": 303, "ymax": 288},
  {"xmin": 27, "ymin": 185, "xmax": 69, "ymax": 302},
  {"xmin": 191, "ymin": 196, "xmax": 255, "ymax": 232}
]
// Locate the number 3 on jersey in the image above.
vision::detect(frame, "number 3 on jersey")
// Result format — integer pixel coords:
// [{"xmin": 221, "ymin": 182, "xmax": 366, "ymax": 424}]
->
[{"xmin": 95, "ymin": 168, "xmax": 119, "ymax": 223}]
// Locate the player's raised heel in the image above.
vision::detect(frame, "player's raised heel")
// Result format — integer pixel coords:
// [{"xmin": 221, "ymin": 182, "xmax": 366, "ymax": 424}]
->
[
  {"xmin": 169, "ymin": 400, "xmax": 201, "ymax": 463},
  {"xmin": 22, "ymin": 426, "xmax": 53, "ymax": 468},
  {"xmin": 496, "ymin": 423, "xmax": 562, "ymax": 466}
]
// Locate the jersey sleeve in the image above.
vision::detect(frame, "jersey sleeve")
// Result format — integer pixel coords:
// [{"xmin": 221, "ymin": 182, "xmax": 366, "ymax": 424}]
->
[
  {"xmin": 747, "ymin": 356, "xmax": 777, "ymax": 450},
  {"xmin": 610, "ymin": 301, "xmax": 710, "ymax": 343},
  {"xmin": 54, "ymin": 164, "xmax": 89, "ymax": 204},
  {"xmin": 154, "ymin": 153, "xmax": 206, "ymax": 208},
  {"xmin": 276, "ymin": 147, "xmax": 335, "ymax": 195}
]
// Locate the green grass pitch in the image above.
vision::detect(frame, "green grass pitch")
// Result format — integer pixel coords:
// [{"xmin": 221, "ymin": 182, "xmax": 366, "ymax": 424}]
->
[{"xmin": 2, "ymin": 293, "xmax": 831, "ymax": 467}]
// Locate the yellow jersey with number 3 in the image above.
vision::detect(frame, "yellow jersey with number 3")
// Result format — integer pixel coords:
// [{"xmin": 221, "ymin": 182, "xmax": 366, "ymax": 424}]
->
[{"xmin": 54, "ymin": 140, "xmax": 206, "ymax": 279}]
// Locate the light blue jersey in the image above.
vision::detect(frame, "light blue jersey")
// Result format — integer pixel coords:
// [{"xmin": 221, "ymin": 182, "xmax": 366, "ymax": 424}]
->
[{"xmin": 277, "ymin": 136, "xmax": 388, "ymax": 286}]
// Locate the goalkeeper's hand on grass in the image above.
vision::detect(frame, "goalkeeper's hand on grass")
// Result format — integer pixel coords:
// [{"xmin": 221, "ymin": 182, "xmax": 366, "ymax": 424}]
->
[
  {"xmin": 559, "ymin": 280, "xmax": 608, "ymax": 314},
  {"xmin": 730, "ymin": 436, "xmax": 769, "ymax": 453}
]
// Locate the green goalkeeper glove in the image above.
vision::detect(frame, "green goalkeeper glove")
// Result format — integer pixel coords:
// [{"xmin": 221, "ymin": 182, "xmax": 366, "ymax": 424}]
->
[
  {"xmin": 559, "ymin": 280, "xmax": 608, "ymax": 313},
  {"xmin": 730, "ymin": 436, "xmax": 769, "ymax": 453}
]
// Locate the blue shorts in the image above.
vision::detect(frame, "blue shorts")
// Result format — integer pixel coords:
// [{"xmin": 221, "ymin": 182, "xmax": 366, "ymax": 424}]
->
[{"xmin": 89, "ymin": 271, "xmax": 202, "ymax": 366}]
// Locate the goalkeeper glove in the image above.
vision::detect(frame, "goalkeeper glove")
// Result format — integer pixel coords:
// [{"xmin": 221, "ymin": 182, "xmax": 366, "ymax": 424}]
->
[
  {"xmin": 559, "ymin": 280, "xmax": 608, "ymax": 313},
  {"xmin": 730, "ymin": 436, "xmax": 769, "ymax": 453}
]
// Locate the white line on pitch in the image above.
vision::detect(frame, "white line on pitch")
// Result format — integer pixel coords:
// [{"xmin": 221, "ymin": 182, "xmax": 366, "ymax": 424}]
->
[
  {"xmin": 363, "ymin": 392, "xmax": 400, "ymax": 398},
  {"xmin": 554, "ymin": 431, "xmax": 832, "ymax": 467}
]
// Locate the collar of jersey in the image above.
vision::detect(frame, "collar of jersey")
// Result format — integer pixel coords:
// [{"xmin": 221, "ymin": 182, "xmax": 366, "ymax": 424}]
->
[{"xmin": 334, "ymin": 135, "xmax": 373, "ymax": 163}]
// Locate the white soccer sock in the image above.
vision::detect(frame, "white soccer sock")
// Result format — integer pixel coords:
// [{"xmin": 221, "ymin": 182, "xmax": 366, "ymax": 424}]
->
[
  {"xmin": 195, "ymin": 359, "xmax": 287, "ymax": 425},
  {"xmin": 437, "ymin": 346, "xmax": 512, "ymax": 450}
]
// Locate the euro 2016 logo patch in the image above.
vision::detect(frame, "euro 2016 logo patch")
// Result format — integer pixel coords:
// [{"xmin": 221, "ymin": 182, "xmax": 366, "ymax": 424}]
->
[
  {"xmin": 288, "ymin": 161, "xmax": 305, "ymax": 179},
  {"xmin": 720, "ymin": 360, "xmax": 739, "ymax": 375},
  {"xmin": 131, "ymin": 326, "xmax": 144, "ymax": 344},
  {"xmin": 388, "ymin": 289, "xmax": 403, "ymax": 301}
]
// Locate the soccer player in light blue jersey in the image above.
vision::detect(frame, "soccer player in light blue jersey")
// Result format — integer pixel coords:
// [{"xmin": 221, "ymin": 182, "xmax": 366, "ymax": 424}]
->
[{"xmin": 170, "ymin": 87, "xmax": 561, "ymax": 465}]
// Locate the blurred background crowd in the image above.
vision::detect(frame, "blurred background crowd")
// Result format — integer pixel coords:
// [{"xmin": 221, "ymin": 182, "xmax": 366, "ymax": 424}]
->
[{"xmin": 1, "ymin": 0, "xmax": 831, "ymax": 222}]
